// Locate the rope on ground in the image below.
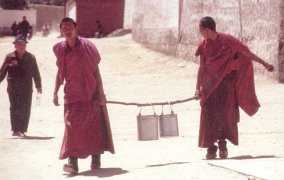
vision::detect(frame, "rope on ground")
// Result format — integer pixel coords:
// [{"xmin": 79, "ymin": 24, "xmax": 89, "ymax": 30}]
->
[{"xmin": 107, "ymin": 96, "xmax": 196, "ymax": 107}]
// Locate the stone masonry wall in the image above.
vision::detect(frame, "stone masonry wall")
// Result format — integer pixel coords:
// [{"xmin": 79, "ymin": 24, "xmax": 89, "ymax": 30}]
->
[
  {"xmin": 132, "ymin": 0, "xmax": 179, "ymax": 56},
  {"xmin": 240, "ymin": 0, "xmax": 280, "ymax": 76},
  {"xmin": 176, "ymin": 0, "xmax": 203, "ymax": 61},
  {"xmin": 279, "ymin": 0, "xmax": 284, "ymax": 82},
  {"xmin": 124, "ymin": 0, "xmax": 137, "ymax": 29},
  {"xmin": 132, "ymin": 0, "xmax": 282, "ymax": 80}
]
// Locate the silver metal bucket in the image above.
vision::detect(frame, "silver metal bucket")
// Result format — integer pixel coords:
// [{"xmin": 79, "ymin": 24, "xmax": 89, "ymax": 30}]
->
[
  {"xmin": 159, "ymin": 105, "xmax": 179, "ymax": 137},
  {"xmin": 137, "ymin": 106, "xmax": 159, "ymax": 141}
]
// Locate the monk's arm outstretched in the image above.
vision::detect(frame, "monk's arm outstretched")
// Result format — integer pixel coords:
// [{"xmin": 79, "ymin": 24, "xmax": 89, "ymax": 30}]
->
[{"xmin": 241, "ymin": 50, "xmax": 274, "ymax": 72}]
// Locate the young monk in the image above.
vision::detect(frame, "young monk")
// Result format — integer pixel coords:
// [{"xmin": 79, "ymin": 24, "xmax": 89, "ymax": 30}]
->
[
  {"xmin": 194, "ymin": 16, "xmax": 274, "ymax": 159},
  {"xmin": 53, "ymin": 18, "xmax": 114, "ymax": 174}
]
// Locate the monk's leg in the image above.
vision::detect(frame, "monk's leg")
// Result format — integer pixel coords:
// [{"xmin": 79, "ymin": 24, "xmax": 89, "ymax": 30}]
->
[
  {"xmin": 63, "ymin": 157, "xmax": 78, "ymax": 174},
  {"xmin": 216, "ymin": 72, "xmax": 238, "ymax": 159},
  {"xmin": 91, "ymin": 153, "xmax": 101, "ymax": 170},
  {"xmin": 202, "ymin": 72, "xmax": 238, "ymax": 159},
  {"xmin": 218, "ymin": 139, "xmax": 228, "ymax": 159}
]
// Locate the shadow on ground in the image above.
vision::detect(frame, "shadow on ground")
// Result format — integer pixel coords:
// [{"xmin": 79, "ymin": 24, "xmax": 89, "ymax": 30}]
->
[
  {"xmin": 146, "ymin": 161, "xmax": 190, "ymax": 168},
  {"xmin": 6, "ymin": 136, "xmax": 55, "ymax": 140},
  {"xmin": 65, "ymin": 168, "xmax": 129, "ymax": 178},
  {"xmin": 228, "ymin": 155, "xmax": 277, "ymax": 160},
  {"xmin": 202, "ymin": 155, "xmax": 278, "ymax": 161},
  {"xmin": 107, "ymin": 29, "xmax": 131, "ymax": 37},
  {"xmin": 203, "ymin": 155, "xmax": 278, "ymax": 161}
]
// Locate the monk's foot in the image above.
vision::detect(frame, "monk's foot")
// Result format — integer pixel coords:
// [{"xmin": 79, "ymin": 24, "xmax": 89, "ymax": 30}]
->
[
  {"xmin": 63, "ymin": 157, "xmax": 78, "ymax": 174},
  {"xmin": 218, "ymin": 140, "xmax": 228, "ymax": 159},
  {"xmin": 206, "ymin": 145, "xmax": 217, "ymax": 159},
  {"xmin": 91, "ymin": 154, "xmax": 101, "ymax": 170},
  {"xmin": 20, "ymin": 132, "xmax": 26, "ymax": 137},
  {"xmin": 12, "ymin": 131, "xmax": 21, "ymax": 136}
]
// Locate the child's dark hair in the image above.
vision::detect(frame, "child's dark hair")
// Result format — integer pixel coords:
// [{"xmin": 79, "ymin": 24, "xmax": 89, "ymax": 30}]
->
[
  {"xmin": 200, "ymin": 16, "xmax": 216, "ymax": 31},
  {"xmin": 59, "ymin": 17, "xmax": 77, "ymax": 28}
]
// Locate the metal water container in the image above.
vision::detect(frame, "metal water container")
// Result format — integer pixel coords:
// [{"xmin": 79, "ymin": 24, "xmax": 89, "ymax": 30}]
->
[
  {"xmin": 137, "ymin": 106, "xmax": 159, "ymax": 141},
  {"xmin": 159, "ymin": 105, "xmax": 179, "ymax": 137}
]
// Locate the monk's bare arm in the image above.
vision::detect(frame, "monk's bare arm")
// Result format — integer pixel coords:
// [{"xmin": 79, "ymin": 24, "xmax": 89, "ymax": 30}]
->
[
  {"xmin": 195, "ymin": 55, "xmax": 205, "ymax": 99},
  {"xmin": 241, "ymin": 50, "xmax": 274, "ymax": 72},
  {"xmin": 93, "ymin": 64, "xmax": 106, "ymax": 105},
  {"xmin": 53, "ymin": 70, "xmax": 61, "ymax": 106}
]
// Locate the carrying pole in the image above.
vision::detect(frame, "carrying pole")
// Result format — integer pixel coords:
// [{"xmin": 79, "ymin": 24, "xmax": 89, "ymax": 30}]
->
[{"xmin": 107, "ymin": 97, "xmax": 196, "ymax": 107}]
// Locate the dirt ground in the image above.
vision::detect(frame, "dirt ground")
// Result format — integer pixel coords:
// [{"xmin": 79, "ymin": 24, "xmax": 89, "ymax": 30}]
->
[{"xmin": 0, "ymin": 33, "xmax": 283, "ymax": 180}]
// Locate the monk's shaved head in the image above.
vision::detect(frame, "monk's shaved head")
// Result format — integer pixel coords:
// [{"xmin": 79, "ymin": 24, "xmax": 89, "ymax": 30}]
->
[{"xmin": 200, "ymin": 16, "xmax": 216, "ymax": 32}]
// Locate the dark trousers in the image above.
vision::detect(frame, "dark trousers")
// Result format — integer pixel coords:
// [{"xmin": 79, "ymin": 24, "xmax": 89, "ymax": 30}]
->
[{"xmin": 8, "ymin": 90, "xmax": 32, "ymax": 133}]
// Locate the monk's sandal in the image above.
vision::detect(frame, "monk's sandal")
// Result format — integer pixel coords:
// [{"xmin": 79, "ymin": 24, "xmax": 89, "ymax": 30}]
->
[
  {"xmin": 218, "ymin": 140, "xmax": 228, "ymax": 159},
  {"xmin": 63, "ymin": 157, "xmax": 78, "ymax": 174},
  {"xmin": 206, "ymin": 145, "xmax": 218, "ymax": 159}
]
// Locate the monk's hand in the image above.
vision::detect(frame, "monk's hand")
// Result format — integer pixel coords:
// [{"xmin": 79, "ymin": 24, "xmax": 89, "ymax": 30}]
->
[
  {"xmin": 53, "ymin": 94, "xmax": 60, "ymax": 106},
  {"xmin": 264, "ymin": 62, "xmax": 274, "ymax": 72},
  {"xmin": 194, "ymin": 90, "xmax": 201, "ymax": 100},
  {"xmin": 37, "ymin": 88, "xmax": 42, "ymax": 94},
  {"xmin": 99, "ymin": 95, "xmax": 107, "ymax": 106}
]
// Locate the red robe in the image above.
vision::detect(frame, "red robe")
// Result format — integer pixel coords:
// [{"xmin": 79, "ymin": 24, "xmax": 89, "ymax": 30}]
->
[
  {"xmin": 196, "ymin": 33, "xmax": 260, "ymax": 148},
  {"xmin": 53, "ymin": 37, "xmax": 115, "ymax": 159}
]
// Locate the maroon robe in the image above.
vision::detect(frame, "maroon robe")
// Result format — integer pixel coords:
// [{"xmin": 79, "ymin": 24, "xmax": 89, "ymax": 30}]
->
[
  {"xmin": 53, "ymin": 37, "xmax": 115, "ymax": 159},
  {"xmin": 196, "ymin": 33, "xmax": 260, "ymax": 148}
]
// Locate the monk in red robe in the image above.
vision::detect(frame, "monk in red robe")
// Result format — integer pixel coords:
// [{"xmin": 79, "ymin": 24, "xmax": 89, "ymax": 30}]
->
[
  {"xmin": 194, "ymin": 16, "xmax": 274, "ymax": 159},
  {"xmin": 53, "ymin": 18, "xmax": 114, "ymax": 174}
]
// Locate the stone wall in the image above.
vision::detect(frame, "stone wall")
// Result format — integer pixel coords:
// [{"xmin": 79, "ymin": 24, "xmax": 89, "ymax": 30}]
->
[
  {"xmin": 279, "ymin": 0, "xmax": 284, "ymax": 82},
  {"xmin": 132, "ymin": 0, "xmax": 282, "ymax": 80},
  {"xmin": 177, "ymin": 0, "xmax": 203, "ymax": 61},
  {"xmin": 124, "ymin": 0, "xmax": 137, "ymax": 29},
  {"xmin": 132, "ymin": 0, "xmax": 179, "ymax": 56},
  {"xmin": 240, "ymin": 0, "xmax": 280, "ymax": 76}
]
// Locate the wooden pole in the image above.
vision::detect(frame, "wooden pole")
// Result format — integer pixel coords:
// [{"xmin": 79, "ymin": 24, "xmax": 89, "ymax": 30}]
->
[{"xmin": 107, "ymin": 97, "xmax": 196, "ymax": 107}]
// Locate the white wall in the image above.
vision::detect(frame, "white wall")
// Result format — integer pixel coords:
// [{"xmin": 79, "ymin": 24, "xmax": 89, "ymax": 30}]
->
[
  {"xmin": 68, "ymin": 6, "xmax": 76, "ymax": 20},
  {"xmin": 132, "ymin": 0, "xmax": 179, "ymax": 55},
  {"xmin": 67, "ymin": 1, "xmax": 76, "ymax": 20},
  {"xmin": 0, "ymin": 9, "xmax": 37, "ymax": 27},
  {"xmin": 124, "ymin": 0, "xmax": 137, "ymax": 29},
  {"xmin": 134, "ymin": 0, "xmax": 179, "ymax": 29}
]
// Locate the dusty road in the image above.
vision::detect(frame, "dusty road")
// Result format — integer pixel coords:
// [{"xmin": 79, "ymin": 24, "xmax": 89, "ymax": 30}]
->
[{"xmin": 0, "ymin": 33, "xmax": 283, "ymax": 180}]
